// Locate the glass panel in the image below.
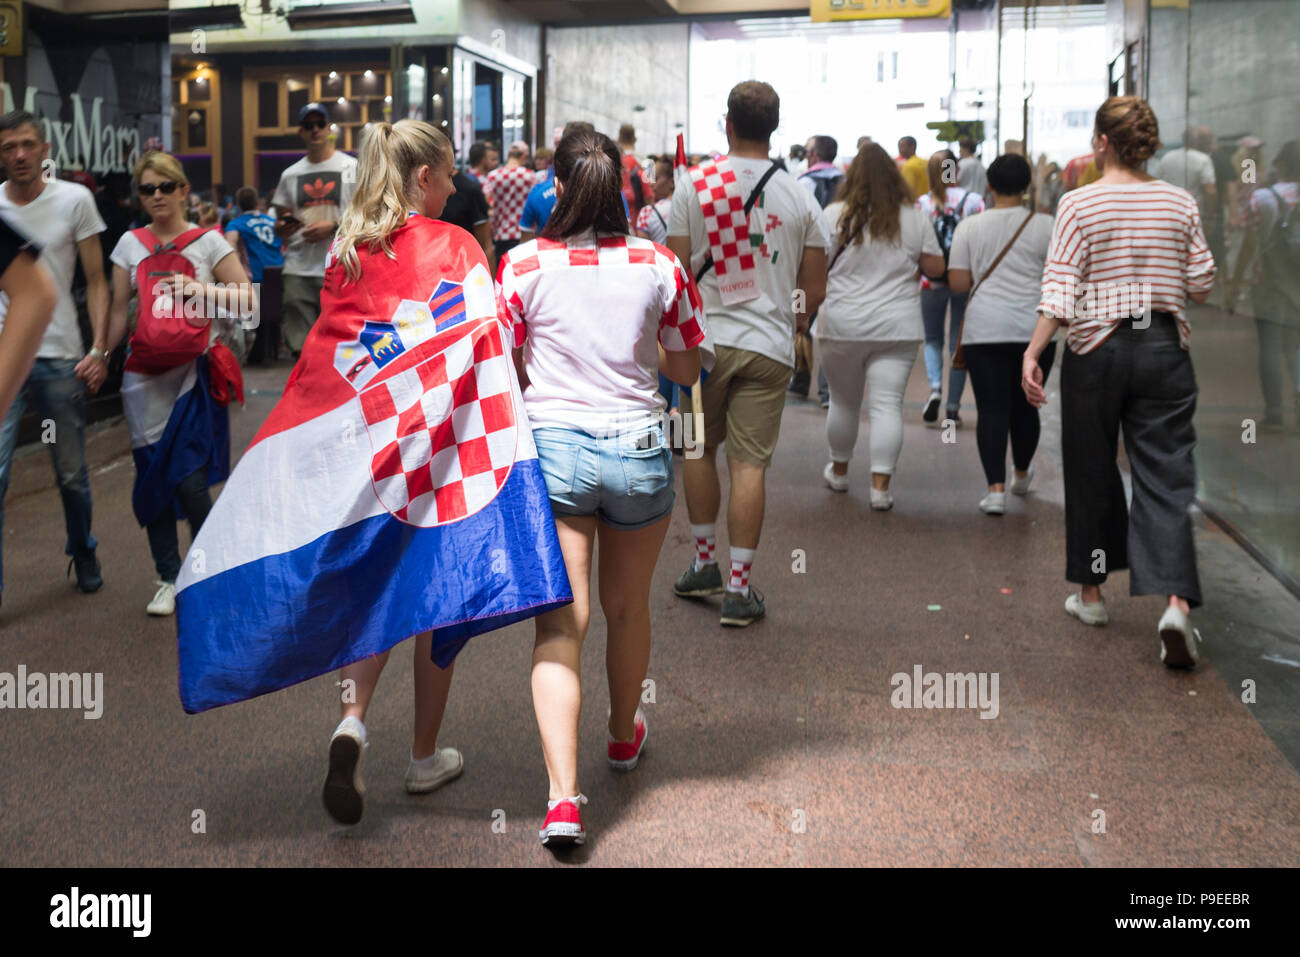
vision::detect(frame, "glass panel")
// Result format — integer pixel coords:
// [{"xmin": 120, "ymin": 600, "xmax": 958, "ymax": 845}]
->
[
  {"xmin": 257, "ymin": 82, "xmax": 279, "ymax": 129},
  {"xmin": 320, "ymin": 71, "xmax": 344, "ymax": 99},
  {"xmin": 1156, "ymin": 0, "xmax": 1300, "ymax": 581},
  {"xmin": 186, "ymin": 77, "xmax": 210, "ymax": 102},
  {"xmin": 287, "ymin": 86, "xmax": 310, "ymax": 124}
]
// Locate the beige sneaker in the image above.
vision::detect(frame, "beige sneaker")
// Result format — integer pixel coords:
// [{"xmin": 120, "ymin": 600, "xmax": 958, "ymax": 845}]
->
[
  {"xmin": 323, "ymin": 716, "xmax": 367, "ymax": 825},
  {"xmin": 146, "ymin": 581, "xmax": 175, "ymax": 616},
  {"xmin": 1065, "ymin": 592, "xmax": 1108, "ymax": 626},
  {"xmin": 404, "ymin": 747, "xmax": 464, "ymax": 793},
  {"xmin": 1158, "ymin": 605, "xmax": 1199, "ymax": 669}
]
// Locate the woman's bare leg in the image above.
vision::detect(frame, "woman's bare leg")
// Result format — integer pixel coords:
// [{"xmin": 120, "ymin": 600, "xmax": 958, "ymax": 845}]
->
[
  {"xmin": 531, "ymin": 515, "xmax": 596, "ymax": 800},
  {"xmin": 412, "ymin": 631, "xmax": 455, "ymax": 759}
]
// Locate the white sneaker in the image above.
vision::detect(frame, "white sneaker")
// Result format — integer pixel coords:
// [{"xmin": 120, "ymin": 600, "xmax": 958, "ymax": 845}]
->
[
  {"xmin": 1158, "ymin": 605, "xmax": 1199, "ymax": 670},
  {"xmin": 979, "ymin": 492, "xmax": 1007, "ymax": 515},
  {"xmin": 323, "ymin": 716, "xmax": 367, "ymax": 825},
  {"xmin": 1065, "ymin": 592, "xmax": 1109, "ymax": 626},
  {"xmin": 870, "ymin": 488, "xmax": 894, "ymax": 511},
  {"xmin": 1009, "ymin": 464, "xmax": 1035, "ymax": 496},
  {"xmin": 146, "ymin": 581, "xmax": 175, "ymax": 616},
  {"xmin": 823, "ymin": 462, "xmax": 848, "ymax": 493},
  {"xmin": 923, "ymin": 391, "xmax": 942, "ymax": 423},
  {"xmin": 404, "ymin": 747, "xmax": 464, "ymax": 793}
]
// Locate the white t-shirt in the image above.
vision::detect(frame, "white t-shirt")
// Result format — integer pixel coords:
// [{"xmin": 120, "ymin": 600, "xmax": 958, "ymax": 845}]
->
[
  {"xmin": 498, "ymin": 232, "xmax": 707, "ymax": 437},
  {"xmin": 818, "ymin": 202, "xmax": 940, "ymax": 342},
  {"xmin": 957, "ymin": 156, "xmax": 988, "ymax": 200},
  {"xmin": 271, "ymin": 151, "xmax": 358, "ymax": 277},
  {"xmin": 1156, "ymin": 148, "xmax": 1216, "ymax": 210},
  {"xmin": 668, "ymin": 157, "xmax": 829, "ymax": 368},
  {"xmin": 110, "ymin": 226, "xmax": 239, "ymax": 346},
  {"xmin": 0, "ymin": 179, "xmax": 106, "ymax": 360},
  {"xmin": 948, "ymin": 207, "xmax": 1055, "ymax": 344}
]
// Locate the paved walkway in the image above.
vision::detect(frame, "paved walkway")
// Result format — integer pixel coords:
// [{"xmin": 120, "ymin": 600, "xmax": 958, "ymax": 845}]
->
[{"xmin": 2, "ymin": 357, "xmax": 1298, "ymax": 866}]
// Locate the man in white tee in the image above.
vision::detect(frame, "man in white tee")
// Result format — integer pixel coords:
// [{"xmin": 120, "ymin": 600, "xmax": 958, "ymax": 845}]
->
[
  {"xmin": 0, "ymin": 110, "xmax": 110, "ymax": 606},
  {"xmin": 272, "ymin": 103, "xmax": 358, "ymax": 357},
  {"xmin": 1157, "ymin": 127, "xmax": 1218, "ymax": 231},
  {"xmin": 667, "ymin": 80, "xmax": 829, "ymax": 628}
]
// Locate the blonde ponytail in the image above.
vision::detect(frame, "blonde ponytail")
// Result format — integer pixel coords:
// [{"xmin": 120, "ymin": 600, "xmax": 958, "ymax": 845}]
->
[{"xmin": 333, "ymin": 119, "xmax": 454, "ymax": 283}]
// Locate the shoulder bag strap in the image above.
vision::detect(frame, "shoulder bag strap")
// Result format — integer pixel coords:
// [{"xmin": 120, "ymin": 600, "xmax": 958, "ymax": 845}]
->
[
  {"xmin": 694, "ymin": 162, "xmax": 782, "ymax": 284},
  {"xmin": 952, "ymin": 210, "xmax": 1035, "ymax": 370}
]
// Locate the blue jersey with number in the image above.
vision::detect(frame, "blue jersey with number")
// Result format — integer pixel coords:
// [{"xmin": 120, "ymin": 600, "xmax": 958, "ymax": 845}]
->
[{"xmin": 226, "ymin": 212, "xmax": 284, "ymax": 282}]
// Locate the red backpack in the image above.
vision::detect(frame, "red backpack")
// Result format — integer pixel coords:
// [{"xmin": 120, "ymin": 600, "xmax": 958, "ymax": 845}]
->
[{"xmin": 127, "ymin": 226, "xmax": 211, "ymax": 374}]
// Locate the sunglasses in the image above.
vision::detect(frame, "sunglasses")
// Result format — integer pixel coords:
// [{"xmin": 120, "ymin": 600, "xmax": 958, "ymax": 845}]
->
[
  {"xmin": 302, "ymin": 120, "xmax": 327, "ymax": 131},
  {"xmin": 138, "ymin": 181, "xmax": 181, "ymax": 196}
]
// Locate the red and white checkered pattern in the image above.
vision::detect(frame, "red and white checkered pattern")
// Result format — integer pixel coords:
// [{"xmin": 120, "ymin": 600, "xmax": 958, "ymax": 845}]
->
[
  {"xmin": 483, "ymin": 165, "xmax": 536, "ymax": 242},
  {"xmin": 499, "ymin": 235, "xmax": 705, "ymax": 353},
  {"xmin": 729, "ymin": 557, "xmax": 752, "ymax": 592},
  {"xmin": 694, "ymin": 534, "xmax": 715, "ymax": 566},
  {"xmin": 359, "ymin": 317, "xmax": 517, "ymax": 527},
  {"xmin": 688, "ymin": 157, "xmax": 757, "ymax": 279}
]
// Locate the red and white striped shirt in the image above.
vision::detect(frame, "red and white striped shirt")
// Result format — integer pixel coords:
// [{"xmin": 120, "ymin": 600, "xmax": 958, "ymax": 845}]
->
[
  {"xmin": 1037, "ymin": 181, "xmax": 1215, "ymax": 353},
  {"xmin": 497, "ymin": 232, "xmax": 706, "ymax": 436}
]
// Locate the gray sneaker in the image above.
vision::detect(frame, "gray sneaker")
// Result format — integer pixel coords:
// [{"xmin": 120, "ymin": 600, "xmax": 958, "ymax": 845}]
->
[
  {"xmin": 673, "ymin": 561, "xmax": 724, "ymax": 598},
  {"xmin": 720, "ymin": 587, "xmax": 765, "ymax": 627}
]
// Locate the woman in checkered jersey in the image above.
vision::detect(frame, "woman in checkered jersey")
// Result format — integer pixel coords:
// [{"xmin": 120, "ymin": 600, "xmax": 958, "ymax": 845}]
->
[
  {"xmin": 497, "ymin": 129, "xmax": 708, "ymax": 849},
  {"xmin": 318, "ymin": 120, "xmax": 467, "ymax": 825}
]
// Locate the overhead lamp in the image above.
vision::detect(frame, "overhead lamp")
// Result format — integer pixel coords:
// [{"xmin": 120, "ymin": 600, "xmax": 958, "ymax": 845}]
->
[{"xmin": 288, "ymin": 2, "xmax": 415, "ymax": 31}]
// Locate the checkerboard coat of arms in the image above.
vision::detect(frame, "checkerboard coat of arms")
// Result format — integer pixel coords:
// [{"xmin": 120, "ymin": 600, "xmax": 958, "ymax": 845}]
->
[{"xmin": 331, "ymin": 263, "xmax": 517, "ymax": 527}]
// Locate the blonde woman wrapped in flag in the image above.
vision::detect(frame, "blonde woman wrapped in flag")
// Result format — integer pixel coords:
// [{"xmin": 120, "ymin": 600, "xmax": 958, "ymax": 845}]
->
[{"xmin": 173, "ymin": 120, "xmax": 572, "ymax": 826}]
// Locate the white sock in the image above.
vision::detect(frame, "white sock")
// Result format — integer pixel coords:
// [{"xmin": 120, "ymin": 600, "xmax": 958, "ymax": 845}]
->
[{"xmin": 410, "ymin": 748, "xmax": 441, "ymax": 767}]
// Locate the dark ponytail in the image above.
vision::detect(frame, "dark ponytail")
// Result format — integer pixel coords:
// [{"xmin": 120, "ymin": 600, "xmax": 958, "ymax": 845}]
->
[{"xmin": 541, "ymin": 129, "xmax": 628, "ymax": 240}]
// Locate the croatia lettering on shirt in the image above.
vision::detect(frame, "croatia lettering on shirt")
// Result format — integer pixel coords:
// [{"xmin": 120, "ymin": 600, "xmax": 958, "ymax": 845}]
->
[{"xmin": 1037, "ymin": 182, "xmax": 1215, "ymax": 354}]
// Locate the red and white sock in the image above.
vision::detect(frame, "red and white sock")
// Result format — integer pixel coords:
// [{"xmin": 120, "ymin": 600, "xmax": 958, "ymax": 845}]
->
[
  {"xmin": 728, "ymin": 547, "xmax": 755, "ymax": 595},
  {"xmin": 691, "ymin": 523, "xmax": 716, "ymax": 570}
]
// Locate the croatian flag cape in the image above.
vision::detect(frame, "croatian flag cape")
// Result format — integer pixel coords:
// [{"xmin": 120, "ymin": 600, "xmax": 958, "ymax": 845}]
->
[{"xmin": 175, "ymin": 215, "xmax": 572, "ymax": 714}]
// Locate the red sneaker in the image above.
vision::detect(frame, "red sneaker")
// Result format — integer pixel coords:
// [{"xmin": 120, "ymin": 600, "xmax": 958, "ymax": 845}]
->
[
  {"xmin": 539, "ymin": 794, "xmax": 587, "ymax": 847},
  {"xmin": 607, "ymin": 709, "xmax": 648, "ymax": 771}
]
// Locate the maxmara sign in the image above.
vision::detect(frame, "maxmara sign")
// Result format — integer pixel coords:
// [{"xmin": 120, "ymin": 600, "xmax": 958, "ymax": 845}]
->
[{"xmin": 0, "ymin": 84, "xmax": 142, "ymax": 174}]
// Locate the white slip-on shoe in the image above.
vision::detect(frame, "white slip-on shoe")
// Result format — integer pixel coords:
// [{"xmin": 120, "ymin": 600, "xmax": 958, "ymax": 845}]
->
[
  {"xmin": 979, "ymin": 492, "xmax": 1007, "ymax": 515},
  {"xmin": 405, "ymin": 747, "xmax": 464, "ymax": 794},
  {"xmin": 146, "ymin": 581, "xmax": 175, "ymax": 616},
  {"xmin": 870, "ymin": 488, "xmax": 894, "ymax": 511},
  {"xmin": 1065, "ymin": 592, "xmax": 1109, "ymax": 626},
  {"xmin": 823, "ymin": 462, "xmax": 849, "ymax": 493},
  {"xmin": 1158, "ymin": 605, "xmax": 1199, "ymax": 670},
  {"xmin": 923, "ymin": 391, "xmax": 942, "ymax": 423},
  {"xmin": 323, "ymin": 716, "xmax": 367, "ymax": 824},
  {"xmin": 1009, "ymin": 464, "xmax": 1035, "ymax": 496}
]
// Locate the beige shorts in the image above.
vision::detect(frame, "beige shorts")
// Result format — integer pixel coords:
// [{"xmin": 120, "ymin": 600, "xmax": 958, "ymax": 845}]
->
[{"xmin": 679, "ymin": 346, "xmax": 790, "ymax": 468}]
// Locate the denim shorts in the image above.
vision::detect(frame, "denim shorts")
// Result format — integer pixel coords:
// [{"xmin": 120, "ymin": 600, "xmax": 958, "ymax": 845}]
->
[{"xmin": 531, "ymin": 425, "xmax": 675, "ymax": 530}]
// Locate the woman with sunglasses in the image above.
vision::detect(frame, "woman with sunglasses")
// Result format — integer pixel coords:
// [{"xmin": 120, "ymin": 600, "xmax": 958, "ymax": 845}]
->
[{"xmin": 101, "ymin": 152, "xmax": 254, "ymax": 616}]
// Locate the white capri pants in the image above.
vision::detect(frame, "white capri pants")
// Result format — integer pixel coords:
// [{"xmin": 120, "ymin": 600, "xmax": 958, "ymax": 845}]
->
[{"xmin": 817, "ymin": 338, "xmax": 919, "ymax": 475}]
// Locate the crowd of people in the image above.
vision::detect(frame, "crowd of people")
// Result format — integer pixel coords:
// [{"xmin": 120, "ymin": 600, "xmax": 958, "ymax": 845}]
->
[{"xmin": 1, "ymin": 71, "xmax": 1297, "ymax": 851}]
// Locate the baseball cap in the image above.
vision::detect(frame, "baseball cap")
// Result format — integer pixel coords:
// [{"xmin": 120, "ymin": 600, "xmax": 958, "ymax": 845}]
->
[{"xmin": 298, "ymin": 102, "xmax": 329, "ymax": 125}]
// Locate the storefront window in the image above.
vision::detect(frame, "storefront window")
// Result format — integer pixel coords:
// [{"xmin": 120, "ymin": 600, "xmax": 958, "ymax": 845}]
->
[{"xmin": 1147, "ymin": 0, "xmax": 1300, "ymax": 586}]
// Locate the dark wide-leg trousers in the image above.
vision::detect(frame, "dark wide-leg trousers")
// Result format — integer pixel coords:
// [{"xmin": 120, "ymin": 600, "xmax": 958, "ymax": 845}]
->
[{"xmin": 1060, "ymin": 315, "xmax": 1202, "ymax": 607}]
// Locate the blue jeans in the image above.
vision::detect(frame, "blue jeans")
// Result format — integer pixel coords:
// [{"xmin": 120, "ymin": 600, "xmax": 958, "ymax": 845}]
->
[
  {"xmin": 0, "ymin": 358, "xmax": 97, "ymax": 592},
  {"xmin": 145, "ymin": 467, "xmax": 213, "ymax": 583},
  {"xmin": 921, "ymin": 285, "xmax": 969, "ymax": 413}
]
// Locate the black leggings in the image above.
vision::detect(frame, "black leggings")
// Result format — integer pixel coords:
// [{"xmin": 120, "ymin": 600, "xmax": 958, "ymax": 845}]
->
[{"xmin": 963, "ymin": 341, "xmax": 1056, "ymax": 485}]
